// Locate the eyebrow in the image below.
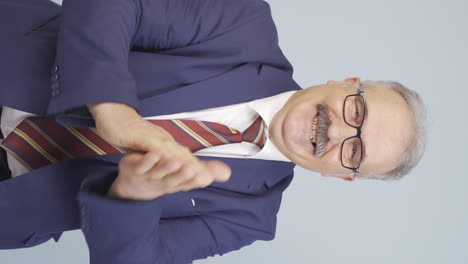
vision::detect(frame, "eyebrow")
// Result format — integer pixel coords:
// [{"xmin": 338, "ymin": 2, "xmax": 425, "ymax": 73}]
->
[
  {"xmin": 363, "ymin": 100, "xmax": 369, "ymax": 122},
  {"xmin": 360, "ymin": 102, "xmax": 369, "ymax": 165},
  {"xmin": 361, "ymin": 140, "xmax": 368, "ymax": 165}
]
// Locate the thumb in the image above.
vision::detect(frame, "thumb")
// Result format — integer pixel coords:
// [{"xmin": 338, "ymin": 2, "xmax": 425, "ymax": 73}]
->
[{"xmin": 203, "ymin": 160, "xmax": 232, "ymax": 183}]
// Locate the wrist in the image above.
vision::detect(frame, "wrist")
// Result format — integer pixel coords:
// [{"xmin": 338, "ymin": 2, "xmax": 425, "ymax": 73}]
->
[
  {"xmin": 87, "ymin": 102, "xmax": 139, "ymax": 121},
  {"xmin": 107, "ymin": 176, "xmax": 166, "ymax": 201}
]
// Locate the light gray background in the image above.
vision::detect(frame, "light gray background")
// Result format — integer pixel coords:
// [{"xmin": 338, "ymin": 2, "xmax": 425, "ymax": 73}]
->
[{"xmin": 2, "ymin": 0, "xmax": 467, "ymax": 263}]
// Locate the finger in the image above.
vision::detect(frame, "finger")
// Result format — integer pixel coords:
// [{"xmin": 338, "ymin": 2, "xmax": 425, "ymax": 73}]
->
[
  {"xmin": 174, "ymin": 161, "xmax": 231, "ymax": 192},
  {"xmin": 161, "ymin": 164, "xmax": 197, "ymax": 189},
  {"xmin": 147, "ymin": 158, "xmax": 182, "ymax": 180},
  {"xmin": 136, "ymin": 125, "xmax": 176, "ymax": 152},
  {"xmin": 203, "ymin": 160, "xmax": 232, "ymax": 182},
  {"xmin": 135, "ymin": 151, "xmax": 161, "ymax": 175},
  {"xmin": 176, "ymin": 171, "xmax": 213, "ymax": 192},
  {"xmin": 119, "ymin": 152, "xmax": 144, "ymax": 171}
]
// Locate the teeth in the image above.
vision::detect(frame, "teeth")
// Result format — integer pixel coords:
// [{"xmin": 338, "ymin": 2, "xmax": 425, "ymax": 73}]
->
[{"xmin": 310, "ymin": 115, "xmax": 318, "ymax": 143}]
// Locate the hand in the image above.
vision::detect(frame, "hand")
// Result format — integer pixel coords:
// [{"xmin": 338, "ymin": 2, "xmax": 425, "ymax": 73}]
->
[
  {"xmin": 87, "ymin": 102, "xmax": 231, "ymax": 200},
  {"xmin": 87, "ymin": 102, "xmax": 175, "ymax": 153},
  {"xmin": 108, "ymin": 149, "xmax": 231, "ymax": 200}
]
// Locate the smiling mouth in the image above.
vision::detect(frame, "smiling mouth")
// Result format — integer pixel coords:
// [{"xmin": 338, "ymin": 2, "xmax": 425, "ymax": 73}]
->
[{"xmin": 310, "ymin": 113, "xmax": 319, "ymax": 151}]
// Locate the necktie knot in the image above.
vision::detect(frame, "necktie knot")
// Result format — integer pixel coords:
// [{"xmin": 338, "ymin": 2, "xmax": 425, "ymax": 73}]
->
[{"xmin": 241, "ymin": 115, "xmax": 267, "ymax": 148}]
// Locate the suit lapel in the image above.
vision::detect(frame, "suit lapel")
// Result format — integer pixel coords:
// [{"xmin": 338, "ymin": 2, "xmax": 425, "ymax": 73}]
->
[{"xmin": 136, "ymin": 63, "xmax": 301, "ymax": 116}]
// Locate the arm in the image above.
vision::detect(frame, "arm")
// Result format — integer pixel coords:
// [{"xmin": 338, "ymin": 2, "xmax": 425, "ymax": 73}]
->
[
  {"xmin": 48, "ymin": 0, "xmax": 140, "ymax": 125},
  {"xmin": 48, "ymin": 0, "xmax": 271, "ymax": 166},
  {"xmin": 47, "ymin": 0, "xmax": 270, "ymax": 128},
  {"xmin": 78, "ymin": 171, "xmax": 287, "ymax": 264}
]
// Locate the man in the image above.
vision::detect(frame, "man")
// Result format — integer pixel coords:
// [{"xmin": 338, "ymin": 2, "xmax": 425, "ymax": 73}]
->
[{"xmin": 0, "ymin": 0, "xmax": 426, "ymax": 263}]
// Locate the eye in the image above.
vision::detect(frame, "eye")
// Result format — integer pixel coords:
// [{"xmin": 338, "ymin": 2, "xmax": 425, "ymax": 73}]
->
[
  {"xmin": 354, "ymin": 104, "xmax": 360, "ymax": 119},
  {"xmin": 351, "ymin": 143, "xmax": 362, "ymax": 162}
]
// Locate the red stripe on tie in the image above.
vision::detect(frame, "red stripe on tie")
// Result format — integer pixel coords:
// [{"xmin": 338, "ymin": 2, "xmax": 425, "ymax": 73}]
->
[
  {"xmin": 148, "ymin": 120, "xmax": 204, "ymax": 152},
  {"xmin": 19, "ymin": 119, "xmax": 70, "ymax": 161},
  {"xmin": 73, "ymin": 127, "xmax": 123, "ymax": 154},
  {"xmin": 187, "ymin": 121, "xmax": 230, "ymax": 147},
  {"xmin": 5, "ymin": 133, "xmax": 51, "ymax": 169},
  {"xmin": 243, "ymin": 116, "xmax": 262, "ymax": 143},
  {"xmin": 206, "ymin": 122, "xmax": 243, "ymax": 143},
  {"xmin": 37, "ymin": 117, "xmax": 97, "ymax": 156}
]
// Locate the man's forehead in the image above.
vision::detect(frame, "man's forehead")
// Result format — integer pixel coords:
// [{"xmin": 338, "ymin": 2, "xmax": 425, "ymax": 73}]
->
[{"xmin": 360, "ymin": 86, "xmax": 412, "ymax": 174}]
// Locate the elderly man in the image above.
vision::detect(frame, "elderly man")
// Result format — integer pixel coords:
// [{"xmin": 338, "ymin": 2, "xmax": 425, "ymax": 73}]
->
[{"xmin": 0, "ymin": 0, "xmax": 426, "ymax": 263}]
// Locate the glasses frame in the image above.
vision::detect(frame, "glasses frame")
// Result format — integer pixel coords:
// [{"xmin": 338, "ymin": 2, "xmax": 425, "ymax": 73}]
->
[{"xmin": 340, "ymin": 84, "xmax": 367, "ymax": 177}]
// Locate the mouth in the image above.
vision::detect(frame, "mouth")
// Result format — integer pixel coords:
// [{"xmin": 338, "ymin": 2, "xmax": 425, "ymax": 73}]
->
[{"xmin": 309, "ymin": 112, "xmax": 319, "ymax": 155}]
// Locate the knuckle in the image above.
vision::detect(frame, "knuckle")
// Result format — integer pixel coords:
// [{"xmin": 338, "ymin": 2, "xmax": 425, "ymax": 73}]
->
[
  {"xmin": 130, "ymin": 152, "xmax": 144, "ymax": 161},
  {"xmin": 191, "ymin": 176, "xmax": 204, "ymax": 187},
  {"xmin": 164, "ymin": 159, "xmax": 181, "ymax": 171},
  {"xmin": 159, "ymin": 184, "xmax": 172, "ymax": 194},
  {"xmin": 186, "ymin": 160, "xmax": 203, "ymax": 173},
  {"xmin": 180, "ymin": 145, "xmax": 191, "ymax": 153},
  {"xmin": 178, "ymin": 167, "xmax": 194, "ymax": 180},
  {"xmin": 179, "ymin": 164, "xmax": 191, "ymax": 174},
  {"xmin": 192, "ymin": 175, "xmax": 212, "ymax": 188},
  {"xmin": 163, "ymin": 186, "xmax": 175, "ymax": 194},
  {"xmin": 119, "ymin": 155, "xmax": 136, "ymax": 169},
  {"xmin": 120, "ymin": 154, "xmax": 134, "ymax": 164}
]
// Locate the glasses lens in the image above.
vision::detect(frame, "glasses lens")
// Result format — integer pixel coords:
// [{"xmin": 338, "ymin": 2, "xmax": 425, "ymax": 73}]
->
[
  {"xmin": 341, "ymin": 137, "xmax": 362, "ymax": 169},
  {"xmin": 344, "ymin": 95, "xmax": 365, "ymax": 127}
]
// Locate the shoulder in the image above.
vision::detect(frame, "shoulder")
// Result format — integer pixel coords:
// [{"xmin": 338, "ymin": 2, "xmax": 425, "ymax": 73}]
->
[{"xmin": 149, "ymin": 0, "xmax": 275, "ymax": 50}]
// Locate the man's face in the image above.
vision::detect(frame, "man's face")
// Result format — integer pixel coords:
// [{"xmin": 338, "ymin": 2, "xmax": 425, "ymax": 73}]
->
[{"xmin": 269, "ymin": 77, "xmax": 413, "ymax": 180}]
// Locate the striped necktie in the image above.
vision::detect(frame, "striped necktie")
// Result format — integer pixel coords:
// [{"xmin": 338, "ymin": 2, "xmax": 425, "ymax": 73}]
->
[{"xmin": 0, "ymin": 115, "xmax": 266, "ymax": 171}]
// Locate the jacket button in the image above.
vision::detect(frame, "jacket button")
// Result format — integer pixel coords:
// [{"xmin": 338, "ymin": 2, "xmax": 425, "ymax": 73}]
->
[
  {"xmin": 51, "ymin": 65, "xmax": 59, "ymax": 74},
  {"xmin": 51, "ymin": 82, "xmax": 59, "ymax": 90},
  {"xmin": 51, "ymin": 88, "xmax": 60, "ymax": 96},
  {"xmin": 51, "ymin": 74, "xmax": 59, "ymax": 83}
]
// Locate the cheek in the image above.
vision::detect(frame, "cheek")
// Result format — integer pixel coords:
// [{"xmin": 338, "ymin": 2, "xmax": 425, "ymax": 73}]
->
[
  {"xmin": 323, "ymin": 96, "xmax": 345, "ymax": 121},
  {"xmin": 316, "ymin": 145, "xmax": 346, "ymax": 172},
  {"xmin": 297, "ymin": 146, "xmax": 343, "ymax": 173}
]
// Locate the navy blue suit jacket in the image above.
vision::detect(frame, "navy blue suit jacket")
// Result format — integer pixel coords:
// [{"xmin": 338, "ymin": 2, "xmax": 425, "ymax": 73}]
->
[{"xmin": 0, "ymin": 0, "xmax": 301, "ymax": 263}]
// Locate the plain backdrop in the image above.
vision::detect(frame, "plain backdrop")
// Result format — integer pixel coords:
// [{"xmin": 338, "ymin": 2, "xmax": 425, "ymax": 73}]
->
[{"xmin": 2, "ymin": 0, "xmax": 467, "ymax": 263}]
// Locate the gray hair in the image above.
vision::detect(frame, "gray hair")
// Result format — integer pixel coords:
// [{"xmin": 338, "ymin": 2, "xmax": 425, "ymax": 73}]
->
[{"xmin": 359, "ymin": 80, "xmax": 427, "ymax": 181}]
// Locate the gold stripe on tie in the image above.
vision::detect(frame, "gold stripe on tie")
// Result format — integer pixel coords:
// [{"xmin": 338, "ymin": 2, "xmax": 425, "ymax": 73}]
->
[
  {"xmin": 25, "ymin": 119, "xmax": 74, "ymax": 159},
  {"xmin": 64, "ymin": 127, "xmax": 107, "ymax": 155},
  {"xmin": 229, "ymin": 127, "xmax": 238, "ymax": 134},
  {"xmin": 172, "ymin": 120, "xmax": 213, "ymax": 148},
  {"xmin": 1, "ymin": 147, "xmax": 33, "ymax": 171},
  {"xmin": 253, "ymin": 120, "xmax": 265, "ymax": 144},
  {"xmin": 196, "ymin": 121, "xmax": 230, "ymax": 144},
  {"xmin": 14, "ymin": 129, "xmax": 58, "ymax": 163}
]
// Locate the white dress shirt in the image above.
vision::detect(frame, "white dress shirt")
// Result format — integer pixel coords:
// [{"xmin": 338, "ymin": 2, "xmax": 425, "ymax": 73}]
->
[{"xmin": 1, "ymin": 91, "xmax": 295, "ymax": 177}]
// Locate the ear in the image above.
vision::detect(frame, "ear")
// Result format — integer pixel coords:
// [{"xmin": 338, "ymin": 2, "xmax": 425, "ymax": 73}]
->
[
  {"xmin": 343, "ymin": 77, "xmax": 361, "ymax": 85},
  {"xmin": 326, "ymin": 77, "xmax": 361, "ymax": 86},
  {"xmin": 321, "ymin": 172, "xmax": 355, "ymax": 182}
]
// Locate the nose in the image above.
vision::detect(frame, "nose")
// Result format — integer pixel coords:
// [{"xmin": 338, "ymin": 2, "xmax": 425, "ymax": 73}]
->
[{"xmin": 327, "ymin": 120, "xmax": 358, "ymax": 145}]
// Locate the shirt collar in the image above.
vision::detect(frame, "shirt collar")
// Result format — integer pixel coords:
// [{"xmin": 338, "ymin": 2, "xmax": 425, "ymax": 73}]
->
[{"xmin": 247, "ymin": 91, "xmax": 296, "ymax": 162}]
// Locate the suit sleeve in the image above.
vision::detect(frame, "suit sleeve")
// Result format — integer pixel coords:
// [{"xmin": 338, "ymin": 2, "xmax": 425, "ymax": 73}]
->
[
  {"xmin": 46, "ymin": 0, "xmax": 269, "ymax": 127},
  {"xmin": 78, "ymin": 172, "xmax": 289, "ymax": 264}
]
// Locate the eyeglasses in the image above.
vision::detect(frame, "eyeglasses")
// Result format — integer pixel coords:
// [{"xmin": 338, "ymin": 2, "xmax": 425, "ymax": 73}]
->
[{"xmin": 340, "ymin": 84, "xmax": 367, "ymax": 177}]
